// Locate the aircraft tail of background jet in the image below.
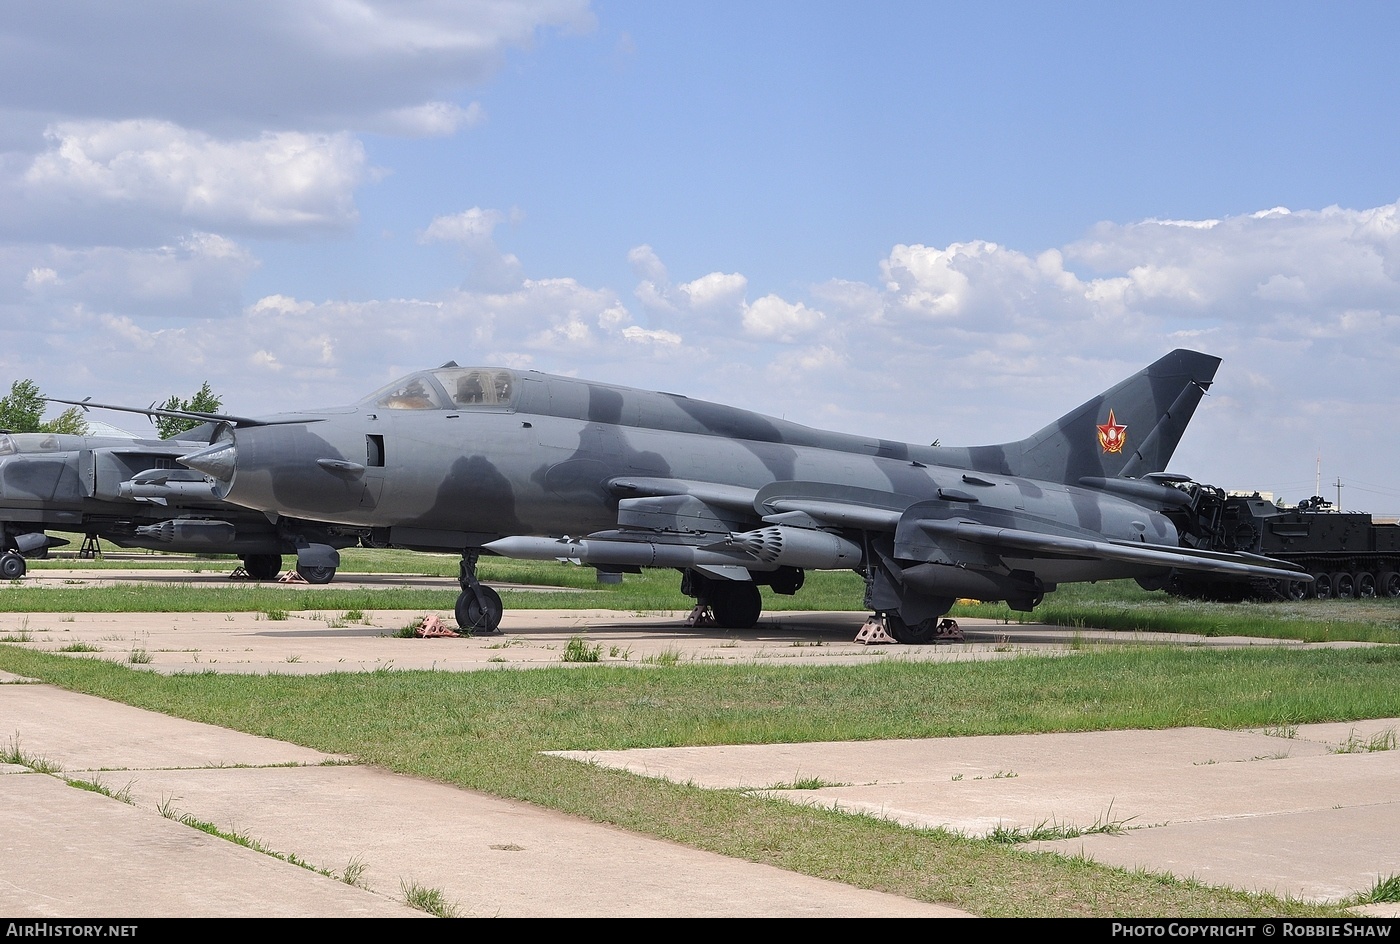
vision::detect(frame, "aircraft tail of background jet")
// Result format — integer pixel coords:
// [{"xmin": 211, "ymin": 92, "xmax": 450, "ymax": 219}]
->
[{"xmin": 946, "ymin": 349, "xmax": 1221, "ymax": 485}]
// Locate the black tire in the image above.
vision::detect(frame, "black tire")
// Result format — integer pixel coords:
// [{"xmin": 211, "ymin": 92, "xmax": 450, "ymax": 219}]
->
[
  {"xmin": 242, "ymin": 554, "xmax": 282, "ymax": 581},
  {"xmin": 0, "ymin": 552, "xmax": 26, "ymax": 580},
  {"xmin": 1380, "ymin": 571, "xmax": 1400, "ymax": 599},
  {"xmin": 296, "ymin": 565, "xmax": 336, "ymax": 585},
  {"xmin": 455, "ymin": 585, "xmax": 503, "ymax": 633},
  {"xmin": 884, "ymin": 612, "xmax": 941, "ymax": 645},
  {"xmin": 1284, "ymin": 580, "xmax": 1308, "ymax": 601},
  {"xmin": 707, "ymin": 582, "xmax": 762, "ymax": 629},
  {"xmin": 1332, "ymin": 572, "xmax": 1355, "ymax": 599},
  {"xmin": 1356, "ymin": 572, "xmax": 1377, "ymax": 599}
]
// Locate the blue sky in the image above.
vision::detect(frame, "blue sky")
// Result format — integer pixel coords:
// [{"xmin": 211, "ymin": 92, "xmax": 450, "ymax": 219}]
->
[{"xmin": 3, "ymin": 1, "xmax": 1399, "ymax": 511}]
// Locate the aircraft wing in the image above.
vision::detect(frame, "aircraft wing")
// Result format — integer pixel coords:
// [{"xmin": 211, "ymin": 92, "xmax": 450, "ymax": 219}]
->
[{"xmin": 915, "ymin": 518, "xmax": 1310, "ymax": 582}]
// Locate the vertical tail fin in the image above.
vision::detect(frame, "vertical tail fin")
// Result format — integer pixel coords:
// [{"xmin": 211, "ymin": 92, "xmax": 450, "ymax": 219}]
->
[{"xmin": 951, "ymin": 349, "xmax": 1220, "ymax": 484}]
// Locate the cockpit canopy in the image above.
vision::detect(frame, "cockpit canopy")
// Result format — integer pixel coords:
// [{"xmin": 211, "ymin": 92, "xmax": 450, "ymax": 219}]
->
[
  {"xmin": 365, "ymin": 367, "xmax": 517, "ymax": 411},
  {"xmin": 0, "ymin": 432, "xmax": 65, "ymax": 456}
]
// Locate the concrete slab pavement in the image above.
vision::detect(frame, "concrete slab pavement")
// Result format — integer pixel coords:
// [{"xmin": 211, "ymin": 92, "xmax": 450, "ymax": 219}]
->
[
  {"xmin": 1, "ymin": 673, "xmax": 967, "ymax": 918},
  {"xmin": 554, "ymin": 722, "xmax": 1400, "ymax": 906}
]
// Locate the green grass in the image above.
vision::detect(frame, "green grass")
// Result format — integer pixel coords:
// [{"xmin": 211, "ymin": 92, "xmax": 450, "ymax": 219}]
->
[
  {"xmin": 3, "ymin": 641, "xmax": 1396, "ymax": 917},
  {"xmin": 1348, "ymin": 874, "xmax": 1400, "ymax": 905},
  {"xmin": 562, "ymin": 635, "xmax": 602, "ymax": 663},
  {"xmin": 65, "ymin": 775, "xmax": 134, "ymax": 804},
  {"xmin": 959, "ymin": 580, "xmax": 1400, "ymax": 644},
  {"xmin": 400, "ymin": 879, "xmax": 461, "ymax": 918}
]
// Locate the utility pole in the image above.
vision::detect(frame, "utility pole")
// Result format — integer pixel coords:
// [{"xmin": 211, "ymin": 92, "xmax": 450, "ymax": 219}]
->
[{"xmin": 1335, "ymin": 477, "xmax": 1343, "ymax": 512}]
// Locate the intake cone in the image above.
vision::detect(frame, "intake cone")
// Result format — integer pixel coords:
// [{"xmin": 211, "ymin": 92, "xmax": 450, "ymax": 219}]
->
[{"xmin": 177, "ymin": 441, "xmax": 237, "ymax": 483}]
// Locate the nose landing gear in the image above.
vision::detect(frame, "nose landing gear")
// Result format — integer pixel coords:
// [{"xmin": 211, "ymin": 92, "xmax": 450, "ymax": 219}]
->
[{"xmin": 454, "ymin": 549, "xmax": 503, "ymax": 634}]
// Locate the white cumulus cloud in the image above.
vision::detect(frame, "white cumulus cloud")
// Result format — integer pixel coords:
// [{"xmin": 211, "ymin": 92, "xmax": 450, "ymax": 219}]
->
[{"xmin": 22, "ymin": 121, "xmax": 369, "ymax": 233}]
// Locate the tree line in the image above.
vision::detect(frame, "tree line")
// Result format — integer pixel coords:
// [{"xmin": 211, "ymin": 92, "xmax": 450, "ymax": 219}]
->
[{"xmin": 0, "ymin": 380, "xmax": 222, "ymax": 439}]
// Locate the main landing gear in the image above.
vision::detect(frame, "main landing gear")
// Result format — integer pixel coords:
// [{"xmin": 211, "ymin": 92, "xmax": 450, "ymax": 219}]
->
[
  {"xmin": 879, "ymin": 613, "xmax": 964, "ymax": 644},
  {"xmin": 455, "ymin": 549, "xmax": 503, "ymax": 634},
  {"xmin": 681, "ymin": 569, "xmax": 763, "ymax": 629},
  {"xmin": 239, "ymin": 553, "xmax": 338, "ymax": 584}
]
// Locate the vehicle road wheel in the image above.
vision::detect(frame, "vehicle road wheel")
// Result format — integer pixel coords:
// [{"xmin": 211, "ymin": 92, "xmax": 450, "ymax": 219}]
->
[
  {"xmin": 455, "ymin": 585, "xmax": 503, "ymax": 634},
  {"xmin": 296, "ymin": 565, "xmax": 336, "ymax": 585},
  {"xmin": 0, "ymin": 552, "xmax": 26, "ymax": 580},
  {"xmin": 707, "ymin": 582, "xmax": 762, "ymax": 629},
  {"xmin": 1283, "ymin": 580, "xmax": 1308, "ymax": 601},
  {"xmin": 1311, "ymin": 573, "xmax": 1332, "ymax": 600},
  {"xmin": 1380, "ymin": 571, "xmax": 1400, "ymax": 599},
  {"xmin": 242, "ymin": 554, "xmax": 282, "ymax": 581},
  {"xmin": 1331, "ymin": 572, "xmax": 1355, "ymax": 599},
  {"xmin": 1356, "ymin": 572, "xmax": 1377, "ymax": 599}
]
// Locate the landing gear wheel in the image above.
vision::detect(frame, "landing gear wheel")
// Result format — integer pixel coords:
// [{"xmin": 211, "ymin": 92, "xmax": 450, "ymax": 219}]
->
[
  {"xmin": 296, "ymin": 565, "xmax": 336, "ymax": 585},
  {"xmin": 707, "ymin": 582, "xmax": 762, "ymax": 629},
  {"xmin": 884, "ymin": 612, "xmax": 941, "ymax": 644},
  {"xmin": 455, "ymin": 585, "xmax": 503, "ymax": 634},
  {"xmin": 0, "ymin": 552, "xmax": 26, "ymax": 580},
  {"xmin": 242, "ymin": 554, "xmax": 282, "ymax": 581}
]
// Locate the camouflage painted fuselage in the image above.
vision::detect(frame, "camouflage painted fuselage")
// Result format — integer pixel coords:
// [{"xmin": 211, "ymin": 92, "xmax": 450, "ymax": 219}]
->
[{"xmin": 201, "ymin": 360, "xmax": 1197, "ymax": 586}]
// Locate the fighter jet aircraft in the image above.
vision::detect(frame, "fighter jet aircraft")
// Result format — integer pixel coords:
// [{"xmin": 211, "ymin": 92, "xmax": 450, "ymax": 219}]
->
[
  {"xmin": 56, "ymin": 350, "xmax": 1308, "ymax": 641},
  {"xmin": 0, "ymin": 425, "xmax": 355, "ymax": 582}
]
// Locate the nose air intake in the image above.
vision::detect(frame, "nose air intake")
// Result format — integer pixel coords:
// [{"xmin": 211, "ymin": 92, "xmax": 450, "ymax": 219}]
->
[{"xmin": 178, "ymin": 441, "xmax": 238, "ymax": 482}]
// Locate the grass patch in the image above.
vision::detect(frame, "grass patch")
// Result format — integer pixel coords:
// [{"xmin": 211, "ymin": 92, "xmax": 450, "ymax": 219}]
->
[
  {"xmin": 1349, "ymin": 874, "xmax": 1400, "ymax": 905},
  {"xmin": 640, "ymin": 647, "xmax": 683, "ymax": 666},
  {"xmin": 2, "ymin": 734, "xmax": 62, "ymax": 773},
  {"xmin": 961, "ymin": 581, "xmax": 1400, "ymax": 645},
  {"xmin": 156, "ymin": 797, "xmax": 334, "ymax": 878},
  {"xmin": 400, "ymin": 879, "xmax": 460, "ymax": 917},
  {"xmin": 765, "ymin": 775, "xmax": 845, "ymax": 790},
  {"xmin": 985, "ymin": 802, "xmax": 1135, "ymax": 844},
  {"xmin": 57, "ymin": 642, "xmax": 102, "ymax": 653},
  {"xmin": 1331, "ymin": 728, "xmax": 1398, "ymax": 754},
  {"xmin": 65, "ymin": 775, "xmax": 135, "ymax": 804},
  {"xmin": 340, "ymin": 856, "xmax": 370, "ymax": 889},
  {"xmin": 562, "ymin": 635, "xmax": 601, "ymax": 663}
]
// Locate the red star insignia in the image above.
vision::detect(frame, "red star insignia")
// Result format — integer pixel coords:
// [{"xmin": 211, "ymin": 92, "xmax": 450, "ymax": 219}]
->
[{"xmin": 1097, "ymin": 409, "xmax": 1127, "ymax": 454}]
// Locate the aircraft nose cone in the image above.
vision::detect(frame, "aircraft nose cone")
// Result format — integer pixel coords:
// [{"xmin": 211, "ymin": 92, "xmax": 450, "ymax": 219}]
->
[{"xmin": 178, "ymin": 441, "xmax": 237, "ymax": 482}]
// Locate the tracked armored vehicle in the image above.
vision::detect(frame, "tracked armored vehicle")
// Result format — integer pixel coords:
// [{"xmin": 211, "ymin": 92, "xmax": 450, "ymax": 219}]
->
[{"xmin": 1159, "ymin": 482, "xmax": 1400, "ymax": 600}]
